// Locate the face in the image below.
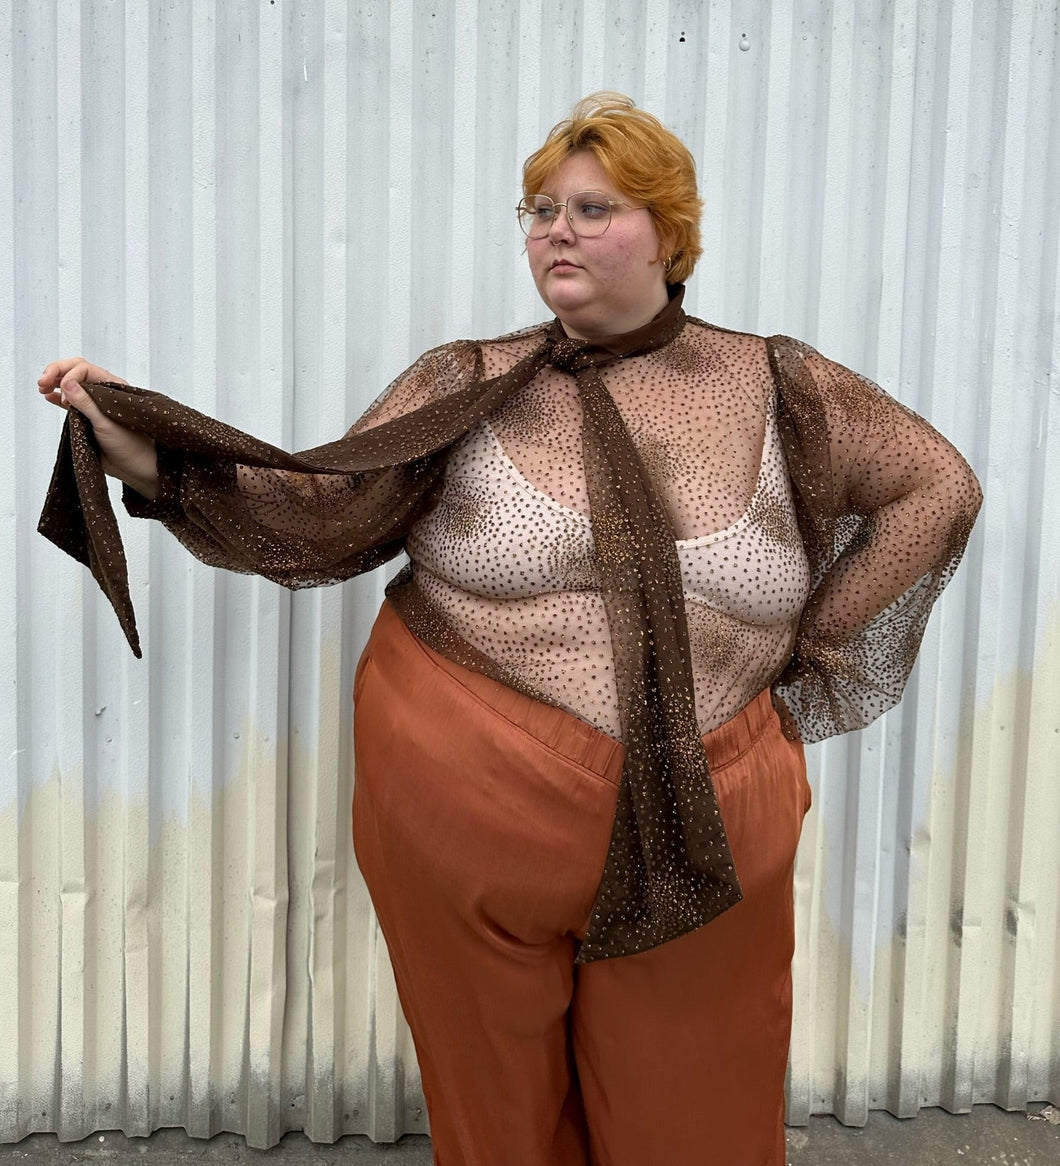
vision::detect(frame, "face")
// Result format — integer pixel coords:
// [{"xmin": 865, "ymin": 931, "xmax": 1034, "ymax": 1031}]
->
[{"xmin": 525, "ymin": 151, "xmax": 671, "ymax": 341}]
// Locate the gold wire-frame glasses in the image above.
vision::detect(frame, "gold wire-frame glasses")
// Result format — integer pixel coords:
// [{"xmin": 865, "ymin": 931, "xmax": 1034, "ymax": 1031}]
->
[{"xmin": 516, "ymin": 191, "xmax": 648, "ymax": 238}]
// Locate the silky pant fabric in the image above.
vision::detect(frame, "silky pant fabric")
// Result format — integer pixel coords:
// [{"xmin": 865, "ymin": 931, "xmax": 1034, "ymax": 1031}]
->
[{"xmin": 352, "ymin": 601, "xmax": 811, "ymax": 1166}]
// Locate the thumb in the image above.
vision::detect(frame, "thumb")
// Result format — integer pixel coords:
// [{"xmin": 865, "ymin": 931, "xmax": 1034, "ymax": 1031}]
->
[
  {"xmin": 59, "ymin": 377, "xmax": 87, "ymax": 405},
  {"xmin": 60, "ymin": 378, "xmax": 104, "ymax": 425}
]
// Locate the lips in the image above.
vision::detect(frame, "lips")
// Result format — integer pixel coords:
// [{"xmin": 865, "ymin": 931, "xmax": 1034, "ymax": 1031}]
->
[{"xmin": 549, "ymin": 258, "xmax": 581, "ymax": 271}]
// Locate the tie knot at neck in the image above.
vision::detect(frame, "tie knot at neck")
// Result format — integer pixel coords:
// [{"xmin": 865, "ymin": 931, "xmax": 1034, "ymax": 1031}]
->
[{"xmin": 548, "ymin": 336, "xmax": 608, "ymax": 375}]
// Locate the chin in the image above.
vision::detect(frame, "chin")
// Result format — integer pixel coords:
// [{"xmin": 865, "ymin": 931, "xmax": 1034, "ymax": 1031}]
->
[{"xmin": 538, "ymin": 283, "xmax": 592, "ymax": 318}]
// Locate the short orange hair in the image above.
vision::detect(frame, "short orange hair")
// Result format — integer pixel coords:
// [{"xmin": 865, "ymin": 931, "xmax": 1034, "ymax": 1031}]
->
[{"xmin": 521, "ymin": 92, "xmax": 703, "ymax": 285}]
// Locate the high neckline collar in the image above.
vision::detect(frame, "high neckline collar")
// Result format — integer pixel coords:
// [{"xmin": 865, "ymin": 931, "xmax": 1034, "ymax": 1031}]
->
[{"xmin": 547, "ymin": 284, "xmax": 686, "ymax": 358}]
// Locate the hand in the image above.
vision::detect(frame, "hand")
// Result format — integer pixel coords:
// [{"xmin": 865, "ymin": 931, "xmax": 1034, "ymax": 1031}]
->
[{"xmin": 38, "ymin": 357, "xmax": 160, "ymax": 500}]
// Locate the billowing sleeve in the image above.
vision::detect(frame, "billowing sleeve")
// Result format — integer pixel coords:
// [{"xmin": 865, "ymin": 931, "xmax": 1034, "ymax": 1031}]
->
[
  {"xmin": 768, "ymin": 337, "xmax": 982, "ymax": 742},
  {"xmin": 122, "ymin": 339, "xmax": 483, "ymax": 587},
  {"xmin": 39, "ymin": 340, "xmax": 485, "ymax": 656}
]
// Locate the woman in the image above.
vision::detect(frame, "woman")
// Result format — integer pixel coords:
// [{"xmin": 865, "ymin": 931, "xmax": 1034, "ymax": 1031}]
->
[{"xmin": 39, "ymin": 95, "xmax": 981, "ymax": 1166}]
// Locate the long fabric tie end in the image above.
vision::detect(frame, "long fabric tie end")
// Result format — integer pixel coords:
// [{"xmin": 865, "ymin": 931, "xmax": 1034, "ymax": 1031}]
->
[{"xmin": 37, "ymin": 410, "xmax": 142, "ymax": 658}]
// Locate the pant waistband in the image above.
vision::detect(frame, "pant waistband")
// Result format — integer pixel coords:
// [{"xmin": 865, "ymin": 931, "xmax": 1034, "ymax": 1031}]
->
[{"xmin": 368, "ymin": 600, "xmax": 777, "ymax": 784}]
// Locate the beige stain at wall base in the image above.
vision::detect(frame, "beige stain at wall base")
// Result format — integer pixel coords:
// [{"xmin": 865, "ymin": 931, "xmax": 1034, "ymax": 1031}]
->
[
  {"xmin": 2, "ymin": 605, "xmax": 1057, "ymax": 1141},
  {"xmin": 0, "ymin": 718, "xmax": 411, "ymax": 1146},
  {"xmin": 788, "ymin": 602, "xmax": 1060, "ymax": 1125}
]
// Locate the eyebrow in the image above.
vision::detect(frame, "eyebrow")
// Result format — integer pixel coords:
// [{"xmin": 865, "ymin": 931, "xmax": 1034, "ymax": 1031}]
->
[{"xmin": 535, "ymin": 187, "xmax": 620, "ymax": 200}]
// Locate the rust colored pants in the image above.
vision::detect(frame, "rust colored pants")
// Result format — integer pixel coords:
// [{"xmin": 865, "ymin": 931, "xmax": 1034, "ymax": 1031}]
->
[{"xmin": 353, "ymin": 601, "xmax": 810, "ymax": 1166}]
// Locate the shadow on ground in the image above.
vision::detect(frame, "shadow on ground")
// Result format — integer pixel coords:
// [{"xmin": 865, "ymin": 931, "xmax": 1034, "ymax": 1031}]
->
[
  {"xmin": 786, "ymin": 1104, "xmax": 1060, "ymax": 1165},
  {"xmin": 1, "ymin": 1104, "xmax": 1057, "ymax": 1165}
]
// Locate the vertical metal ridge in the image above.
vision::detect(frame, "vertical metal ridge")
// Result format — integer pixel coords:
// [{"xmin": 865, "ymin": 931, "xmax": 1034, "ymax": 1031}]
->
[
  {"xmin": 244, "ymin": 6, "xmax": 292, "ymax": 1150},
  {"xmin": 579, "ymin": 0, "xmax": 605, "ymax": 97},
  {"xmin": 448, "ymin": 2, "xmax": 477, "ymax": 335},
  {"xmin": 409, "ymin": 4, "xmax": 454, "ymax": 352},
  {"xmin": 281, "ymin": 0, "xmax": 354, "ymax": 1142},
  {"xmin": 386, "ymin": 2, "xmax": 413, "ymax": 367},
  {"xmin": 966, "ymin": 0, "xmax": 1024, "ymax": 1112},
  {"xmin": 880, "ymin": 4, "xmax": 935, "ymax": 1115},
  {"xmin": 117, "ymin": 0, "xmax": 152, "ymax": 1141},
  {"xmin": 815, "ymin": 4, "xmax": 855, "ymax": 357},
  {"xmin": 875, "ymin": 0, "xmax": 918, "ymax": 392},
  {"xmin": 184, "ymin": 0, "xmax": 220, "ymax": 1137},
  {"xmin": 991, "ymin": 0, "xmax": 1037, "ymax": 1110},
  {"xmin": 1026, "ymin": 2, "xmax": 1060, "ymax": 1106},
  {"xmin": 931, "ymin": 0, "xmax": 983, "ymax": 1118},
  {"xmin": 754, "ymin": 0, "xmax": 794, "ymax": 330},
  {"xmin": 54, "ymin": 0, "xmax": 89, "ymax": 1137},
  {"xmin": 990, "ymin": 0, "xmax": 1059, "ymax": 1111},
  {"xmin": 696, "ymin": 4, "xmax": 731, "ymax": 321}
]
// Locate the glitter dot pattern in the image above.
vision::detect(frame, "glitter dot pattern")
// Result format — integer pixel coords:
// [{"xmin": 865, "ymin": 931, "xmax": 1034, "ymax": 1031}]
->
[{"xmin": 405, "ymin": 390, "xmax": 809, "ymax": 739}]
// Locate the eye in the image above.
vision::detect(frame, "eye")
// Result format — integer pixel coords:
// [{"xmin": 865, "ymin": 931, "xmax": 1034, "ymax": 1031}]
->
[
  {"xmin": 522, "ymin": 198, "xmax": 556, "ymax": 222},
  {"xmin": 574, "ymin": 196, "xmax": 611, "ymax": 219},
  {"xmin": 518, "ymin": 199, "xmax": 557, "ymax": 234}
]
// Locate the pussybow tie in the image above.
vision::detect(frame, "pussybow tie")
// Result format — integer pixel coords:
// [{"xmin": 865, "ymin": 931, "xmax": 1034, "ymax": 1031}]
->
[{"xmin": 534, "ymin": 296, "xmax": 742, "ymax": 961}]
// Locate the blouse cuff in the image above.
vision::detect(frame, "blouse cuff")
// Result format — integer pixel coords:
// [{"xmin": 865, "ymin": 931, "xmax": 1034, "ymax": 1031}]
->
[{"xmin": 122, "ymin": 444, "xmax": 185, "ymax": 522}]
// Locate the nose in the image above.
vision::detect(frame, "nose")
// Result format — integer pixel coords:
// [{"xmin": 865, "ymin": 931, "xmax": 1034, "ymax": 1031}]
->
[{"xmin": 547, "ymin": 204, "xmax": 575, "ymax": 245}]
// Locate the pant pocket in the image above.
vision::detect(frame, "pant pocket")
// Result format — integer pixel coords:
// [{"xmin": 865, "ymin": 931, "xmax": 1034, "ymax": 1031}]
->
[
  {"xmin": 353, "ymin": 645, "xmax": 375, "ymax": 704},
  {"xmin": 791, "ymin": 737, "xmax": 811, "ymax": 814}
]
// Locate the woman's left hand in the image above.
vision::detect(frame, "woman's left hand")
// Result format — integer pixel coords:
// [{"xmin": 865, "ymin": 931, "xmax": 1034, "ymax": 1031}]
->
[{"xmin": 38, "ymin": 357, "xmax": 159, "ymax": 499}]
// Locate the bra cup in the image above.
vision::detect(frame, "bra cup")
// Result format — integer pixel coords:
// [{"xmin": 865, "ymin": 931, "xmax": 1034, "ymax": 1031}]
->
[{"xmin": 407, "ymin": 408, "xmax": 810, "ymax": 625}]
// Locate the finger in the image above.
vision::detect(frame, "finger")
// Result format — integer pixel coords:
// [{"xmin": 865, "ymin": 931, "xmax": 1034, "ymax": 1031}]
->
[
  {"xmin": 59, "ymin": 362, "xmax": 92, "ymax": 398},
  {"xmin": 38, "ymin": 365, "xmax": 65, "ymax": 389},
  {"xmin": 38, "ymin": 356, "xmax": 87, "ymax": 388},
  {"xmin": 39, "ymin": 376, "xmax": 65, "ymax": 402}
]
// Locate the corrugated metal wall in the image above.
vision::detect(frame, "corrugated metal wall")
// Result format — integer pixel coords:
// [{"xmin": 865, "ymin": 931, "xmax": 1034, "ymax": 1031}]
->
[{"xmin": 2, "ymin": 0, "xmax": 1058, "ymax": 1149}]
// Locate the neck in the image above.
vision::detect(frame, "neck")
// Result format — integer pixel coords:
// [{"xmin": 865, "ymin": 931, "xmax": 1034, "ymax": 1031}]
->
[
  {"xmin": 554, "ymin": 284, "xmax": 684, "ymax": 348},
  {"xmin": 556, "ymin": 285, "xmax": 671, "ymax": 343}
]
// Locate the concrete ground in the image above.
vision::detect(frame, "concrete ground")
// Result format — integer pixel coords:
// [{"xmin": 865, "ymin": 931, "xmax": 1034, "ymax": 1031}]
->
[{"xmin": 1, "ymin": 1105, "xmax": 1058, "ymax": 1165}]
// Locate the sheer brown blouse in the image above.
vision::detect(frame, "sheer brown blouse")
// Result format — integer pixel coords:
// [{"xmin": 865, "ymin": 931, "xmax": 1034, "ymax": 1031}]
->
[{"xmin": 39, "ymin": 288, "xmax": 982, "ymax": 961}]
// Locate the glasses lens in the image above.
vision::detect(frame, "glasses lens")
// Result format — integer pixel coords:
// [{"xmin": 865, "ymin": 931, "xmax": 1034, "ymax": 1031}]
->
[
  {"xmin": 516, "ymin": 193, "xmax": 616, "ymax": 237},
  {"xmin": 569, "ymin": 193, "xmax": 612, "ymax": 236},
  {"xmin": 518, "ymin": 197, "xmax": 556, "ymax": 237}
]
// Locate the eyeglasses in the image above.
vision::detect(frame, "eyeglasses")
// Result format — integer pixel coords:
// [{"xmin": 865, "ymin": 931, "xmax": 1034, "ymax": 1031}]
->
[{"xmin": 515, "ymin": 190, "xmax": 648, "ymax": 239}]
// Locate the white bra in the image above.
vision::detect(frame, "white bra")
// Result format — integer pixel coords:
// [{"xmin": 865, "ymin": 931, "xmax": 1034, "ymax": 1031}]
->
[{"xmin": 406, "ymin": 397, "xmax": 810, "ymax": 626}]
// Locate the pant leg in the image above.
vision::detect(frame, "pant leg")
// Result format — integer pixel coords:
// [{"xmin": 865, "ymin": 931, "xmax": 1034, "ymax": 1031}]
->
[
  {"xmin": 352, "ymin": 602, "xmax": 623, "ymax": 1166},
  {"xmin": 572, "ymin": 697, "xmax": 810, "ymax": 1166}
]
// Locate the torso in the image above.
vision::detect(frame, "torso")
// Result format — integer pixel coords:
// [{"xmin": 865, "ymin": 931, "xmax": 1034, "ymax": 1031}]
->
[{"xmin": 404, "ymin": 318, "xmax": 812, "ymax": 737}]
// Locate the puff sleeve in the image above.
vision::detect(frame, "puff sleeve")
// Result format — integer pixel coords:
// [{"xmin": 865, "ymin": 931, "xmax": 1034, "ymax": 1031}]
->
[{"xmin": 769, "ymin": 337, "xmax": 982, "ymax": 741}]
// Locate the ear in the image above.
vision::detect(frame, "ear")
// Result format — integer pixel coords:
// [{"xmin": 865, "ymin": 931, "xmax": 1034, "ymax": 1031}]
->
[{"xmin": 655, "ymin": 228, "xmax": 679, "ymax": 267}]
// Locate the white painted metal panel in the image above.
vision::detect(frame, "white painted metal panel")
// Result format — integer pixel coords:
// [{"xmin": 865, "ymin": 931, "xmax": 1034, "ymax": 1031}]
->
[{"xmin": 2, "ymin": 0, "xmax": 1057, "ymax": 1149}]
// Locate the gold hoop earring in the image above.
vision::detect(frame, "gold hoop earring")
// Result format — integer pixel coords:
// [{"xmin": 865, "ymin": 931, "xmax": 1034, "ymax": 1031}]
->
[{"xmin": 663, "ymin": 255, "xmax": 674, "ymax": 274}]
